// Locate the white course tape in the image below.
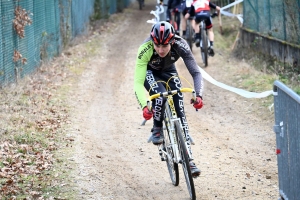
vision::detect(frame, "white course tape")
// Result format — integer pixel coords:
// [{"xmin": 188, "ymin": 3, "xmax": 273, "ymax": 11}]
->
[
  {"xmin": 198, "ymin": 66, "xmax": 273, "ymax": 98},
  {"xmin": 220, "ymin": 0, "xmax": 244, "ymax": 24},
  {"xmin": 220, "ymin": 0, "xmax": 243, "ymax": 11}
]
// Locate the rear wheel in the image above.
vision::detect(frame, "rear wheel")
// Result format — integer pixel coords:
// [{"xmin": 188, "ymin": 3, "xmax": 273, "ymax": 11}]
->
[
  {"xmin": 174, "ymin": 121, "xmax": 196, "ymax": 200},
  {"xmin": 163, "ymin": 120, "xmax": 179, "ymax": 186},
  {"xmin": 186, "ymin": 19, "xmax": 193, "ymax": 51},
  {"xmin": 200, "ymin": 24, "xmax": 208, "ymax": 67}
]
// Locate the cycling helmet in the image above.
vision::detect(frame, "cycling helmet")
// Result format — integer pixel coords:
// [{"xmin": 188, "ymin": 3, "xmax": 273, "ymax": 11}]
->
[{"xmin": 150, "ymin": 21, "xmax": 175, "ymax": 45}]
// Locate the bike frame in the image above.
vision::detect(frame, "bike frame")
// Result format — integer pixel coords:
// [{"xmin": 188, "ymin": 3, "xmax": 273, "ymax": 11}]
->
[
  {"xmin": 147, "ymin": 88, "xmax": 195, "ymax": 163},
  {"xmin": 144, "ymin": 87, "xmax": 197, "ymax": 199}
]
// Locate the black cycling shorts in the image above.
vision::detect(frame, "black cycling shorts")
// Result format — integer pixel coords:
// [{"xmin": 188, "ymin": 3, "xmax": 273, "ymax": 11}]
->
[{"xmin": 194, "ymin": 10, "xmax": 213, "ymax": 29}]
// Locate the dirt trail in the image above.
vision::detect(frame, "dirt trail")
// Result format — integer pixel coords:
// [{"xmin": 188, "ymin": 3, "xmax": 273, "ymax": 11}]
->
[{"xmin": 65, "ymin": 1, "xmax": 278, "ymax": 199}]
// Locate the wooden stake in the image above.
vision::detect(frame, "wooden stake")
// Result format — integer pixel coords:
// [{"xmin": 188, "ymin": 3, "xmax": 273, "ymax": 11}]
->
[{"xmin": 218, "ymin": 11, "xmax": 222, "ymax": 35}]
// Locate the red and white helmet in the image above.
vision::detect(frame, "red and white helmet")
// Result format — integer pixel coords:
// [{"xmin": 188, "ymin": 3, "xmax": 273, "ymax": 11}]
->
[{"xmin": 150, "ymin": 21, "xmax": 175, "ymax": 45}]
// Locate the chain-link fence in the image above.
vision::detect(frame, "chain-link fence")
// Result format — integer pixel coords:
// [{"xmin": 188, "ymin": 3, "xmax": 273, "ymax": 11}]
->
[
  {"xmin": 243, "ymin": 0, "xmax": 300, "ymax": 44},
  {"xmin": 0, "ymin": 0, "xmax": 133, "ymax": 87}
]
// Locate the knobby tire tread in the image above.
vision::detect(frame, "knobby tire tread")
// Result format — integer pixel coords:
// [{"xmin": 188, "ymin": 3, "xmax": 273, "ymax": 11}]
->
[
  {"xmin": 174, "ymin": 121, "xmax": 196, "ymax": 200},
  {"xmin": 187, "ymin": 20, "xmax": 193, "ymax": 52},
  {"xmin": 200, "ymin": 24, "xmax": 208, "ymax": 67},
  {"xmin": 163, "ymin": 120, "xmax": 179, "ymax": 186}
]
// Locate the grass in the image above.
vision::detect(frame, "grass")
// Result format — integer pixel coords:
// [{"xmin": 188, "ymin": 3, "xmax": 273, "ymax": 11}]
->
[{"xmin": 214, "ymin": 15, "xmax": 300, "ymax": 97}]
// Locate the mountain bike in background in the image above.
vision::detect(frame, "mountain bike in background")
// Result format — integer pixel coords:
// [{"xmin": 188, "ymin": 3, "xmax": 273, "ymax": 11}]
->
[{"xmin": 199, "ymin": 11, "xmax": 218, "ymax": 67}]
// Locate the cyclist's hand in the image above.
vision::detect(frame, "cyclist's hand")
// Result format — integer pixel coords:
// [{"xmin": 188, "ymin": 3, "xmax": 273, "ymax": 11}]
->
[
  {"xmin": 143, "ymin": 106, "xmax": 153, "ymax": 120},
  {"xmin": 211, "ymin": 11, "xmax": 218, "ymax": 18},
  {"xmin": 190, "ymin": 96, "xmax": 203, "ymax": 109}
]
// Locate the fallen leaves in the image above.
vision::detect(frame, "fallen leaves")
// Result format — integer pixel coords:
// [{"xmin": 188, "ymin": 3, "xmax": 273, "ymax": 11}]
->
[
  {"xmin": 13, "ymin": 6, "xmax": 32, "ymax": 65},
  {"xmin": 13, "ymin": 6, "xmax": 32, "ymax": 38},
  {"xmin": 0, "ymin": 52, "xmax": 74, "ymax": 198},
  {"xmin": 0, "ymin": 141, "xmax": 54, "ymax": 197},
  {"xmin": 13, "ymin": 50, "xmax": 27, "ymax": 65}
]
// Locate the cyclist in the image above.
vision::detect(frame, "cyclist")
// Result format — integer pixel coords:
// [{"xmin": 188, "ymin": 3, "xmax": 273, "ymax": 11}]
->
[
  {"xmin": 134, "ymin": 21, "xmax": 204, "ymax": 176},
  {"xmin": 180, "ymin": 0, "xmax": 194, "ymax": 40},
  {"xmin": 166, "ymin": 0, "xmax": 182, "ymax": 35},
  {"xmin": 184, "ymin": 0, "xmax": 220, "ymax": 56}
]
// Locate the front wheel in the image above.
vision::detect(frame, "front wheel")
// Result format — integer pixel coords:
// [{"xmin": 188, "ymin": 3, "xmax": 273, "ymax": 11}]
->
[
  {"xmin": 175, "ymin": 121, "xmax": 196, "ymax": 200},
  {"xmin": 163, "ymin": 121, "xmax": 179, "ymax": 186}
]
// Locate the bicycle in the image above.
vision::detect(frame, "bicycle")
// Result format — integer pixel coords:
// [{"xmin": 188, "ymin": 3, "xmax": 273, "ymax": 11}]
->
[
  {"xmin": 142, "ymin": 79, "xmax": 198, "ymax": 200},
  {"xmin": 198, "ymin": 11, "xmax": 218, "ymax": 67},
  {"xmin": 138, "ymin": 0, "xmax": 144, "ymax": 10}
]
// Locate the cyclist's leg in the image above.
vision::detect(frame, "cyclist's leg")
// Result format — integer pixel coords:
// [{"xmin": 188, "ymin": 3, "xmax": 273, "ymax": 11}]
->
[
  {"xmin": 144, "ymin": 70, "xmax": 167, "ymax": 144},
  {"xmin": 167, "ymin": 73, "xmax": 201, "ymax": 176},
  {"xmin": 205, "ymin": 16, "xmax": 214, "ymax": 45},
  {"xmin": 193, "ymin": 13, "xmax": 204, "ymax": 46},
  {"xmin": 205, "ymin": 17, "xmax": 215, "ymax": 56},
  {"xmin": 181, "ymin": 8, "xmax": 188, "ymax": 38},
  {"xmin": 160, "ymin": 66, "xmax": 201, "ymax": 176},
  {"xmin": 166, "ymin": 9, "xmax": 171, "ymax": 22},
  {"xmin": 160, "ymin": 67, "xmax": 193, "ymax": 154},
  {"xmin": 175, "ymin": 11, "xmax": 181, "ymax": 35}
]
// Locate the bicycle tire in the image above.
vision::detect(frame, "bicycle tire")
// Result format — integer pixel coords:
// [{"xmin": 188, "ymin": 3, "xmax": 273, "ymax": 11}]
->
[
  {"xmin": 186, "ymin": 20, "xmax": 193, "ymax": 51},
  {"xmin": 163, "ymin": 120, "xmax": 179, "ymax": 186},
  {"xmin": 200, "ymin": 24, "xmax": 208, "ymax": 67},
  {"xmin": 170, "ymin": 20, "xmax": 178, "ymax": 33},
  {"xmin": 174, "ymin": 121, "xmax": 196, "ymax": 200}
]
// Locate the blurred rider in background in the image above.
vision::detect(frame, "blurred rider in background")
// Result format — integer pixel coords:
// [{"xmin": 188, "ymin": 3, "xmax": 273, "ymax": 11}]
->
[
  {"xmin": 180, "ymin": 0, "xmax": 194, "ymax": 39},
  {"xmin": 185, "ymin": 0, "xmax": 220, "ymax": 56},
  {"xmin": 166, "ymin": 0, "xmax": 182, "ymax": 35}
]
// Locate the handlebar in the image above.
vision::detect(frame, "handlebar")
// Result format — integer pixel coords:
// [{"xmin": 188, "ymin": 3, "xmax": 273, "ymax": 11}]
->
[
  {"xmin": 211, "ymin": 11, "xmax": 219, "ymax": 18},
  {"xmin": 147, "ymin": 88, "xmax": 196, "ymax": 110}
]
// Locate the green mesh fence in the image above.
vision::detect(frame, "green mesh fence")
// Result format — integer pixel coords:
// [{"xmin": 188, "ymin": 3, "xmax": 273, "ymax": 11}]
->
[
  {"xmin": 243, "ymin": 0, "xmax": 300, "ymax": 44},
  {"xmin": 0, "ymin": 0, "xmax": 133, "ymax": 87}
]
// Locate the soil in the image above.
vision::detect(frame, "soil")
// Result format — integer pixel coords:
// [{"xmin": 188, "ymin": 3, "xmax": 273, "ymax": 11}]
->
[{"xmin": 61, "ymin": 1, "xmax": 279, "ymax": 199}]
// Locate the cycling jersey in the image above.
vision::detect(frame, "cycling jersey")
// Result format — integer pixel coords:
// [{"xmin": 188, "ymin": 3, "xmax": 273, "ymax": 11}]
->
[
  {"xmin": 134, "ymin": 35, "xmax": 204, "ymax": 109},
  {"xmin": 192, "ymin": 0, "xmax": 217, "ymax": 13},
  {"xmin": 185, "ymin": 0, "xmax": 193, "ymax": 7}
]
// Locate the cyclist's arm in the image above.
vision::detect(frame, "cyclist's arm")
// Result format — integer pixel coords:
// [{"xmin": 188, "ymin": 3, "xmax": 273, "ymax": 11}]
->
[
  {"xmin": 134, "ymin": 40, "xmax": 153, "ymax": 108},
  {"xmin": 209, "ymin": 2, "xmax": 220, "ymax": 11},
  {"xmin": 173, "ymin": 38, "xmax": 204, "ymax": 97},
  {"xmin": 185, "ymin": 5, "xmax": 194, "ymax": 19}
]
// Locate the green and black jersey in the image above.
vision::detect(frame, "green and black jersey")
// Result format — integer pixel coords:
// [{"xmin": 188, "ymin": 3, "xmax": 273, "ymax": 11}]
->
[{"xmin": 134, "ymin": 35, "xmax": 204, "ymax": 108}]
